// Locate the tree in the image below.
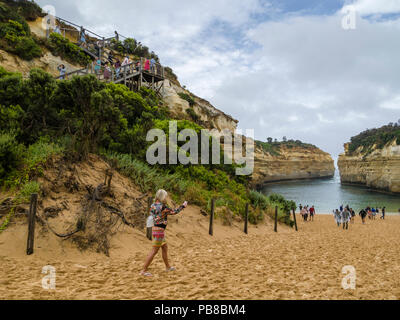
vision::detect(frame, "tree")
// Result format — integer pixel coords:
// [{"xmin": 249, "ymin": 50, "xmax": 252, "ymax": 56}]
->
[
  {"xmin": 51, "ymin": 75, "xmax": 123, "ymax": 158},
  {"xmin": 267, "ymin": 137, "xmax": 273, "ymax": 144}
]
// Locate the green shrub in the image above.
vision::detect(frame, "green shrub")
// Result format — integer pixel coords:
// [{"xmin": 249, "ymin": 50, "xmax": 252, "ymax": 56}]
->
[
  {"xmin": 0, "ymin": 132, "xmax": 25, "ymax": 179},
  {"xmin": 47, "ymin": 33, "xmax": 91, "ymax": 66},
  {"xmin": 103, "ymin": 151, "xmax": 190, "ymax": 195},
  {"xmin": 18, "ymin": 180, "xmax": 40, "ymax": 202},
  {"xmin": 3, "ymin": 0, "xmax": 43, "ymax": 21},
  {"xmin": 0, "ymin": 19, "xmax": 41, "ymax": 60},
  {"xmin": 348, "ymin": 122, "xmax": 400, "ymax": 155},
  {"xmin": 178, "ymin": 92, "xmax": 196, "ymax": 107},
  {"xmin": 186, "ymin": 108, "xmax": 200, "ymax": 122}
]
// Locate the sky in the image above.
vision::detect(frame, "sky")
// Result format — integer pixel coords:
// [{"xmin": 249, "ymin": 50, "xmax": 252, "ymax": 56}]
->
[{"xmin": 37, "ymin": 0, "xmax": 400, "ymax": 159}]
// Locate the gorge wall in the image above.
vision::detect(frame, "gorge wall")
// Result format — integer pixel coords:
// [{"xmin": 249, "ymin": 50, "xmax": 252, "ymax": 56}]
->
[
  {"xmin": 338, "ymin": 141, "xmax": 400, "ymax": 194},
  {"xmin": 252, "ymin": 145, "xmax": 335, "ymax": 187}
]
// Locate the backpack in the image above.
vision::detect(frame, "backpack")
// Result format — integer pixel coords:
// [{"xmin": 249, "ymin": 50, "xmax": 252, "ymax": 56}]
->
[{"xmin": 146, "ymin": 215, "xmax": 154, "ymax": 228}]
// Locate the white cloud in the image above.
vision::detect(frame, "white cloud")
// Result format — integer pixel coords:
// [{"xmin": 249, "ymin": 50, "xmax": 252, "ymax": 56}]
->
[
  {"xmin": 380, "ymin": 96, "xmax": 400, "ymax": 110},
  {"xmin": 350, "ymin": 0, "xmax": 400, "ymax": 15}
]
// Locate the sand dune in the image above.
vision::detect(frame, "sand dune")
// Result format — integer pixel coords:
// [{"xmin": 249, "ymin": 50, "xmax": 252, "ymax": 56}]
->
[{"xmin": 1, "ymin": 210, "xmax": 400, "ymax": 300}]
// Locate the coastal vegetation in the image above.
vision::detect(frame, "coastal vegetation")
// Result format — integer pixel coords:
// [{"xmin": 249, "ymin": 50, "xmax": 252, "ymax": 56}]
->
[
  {"xmin": 0, "ymin": 66, "xmax": 296, "ymax": 230},
  {"xmin": 347, "ymin": 121, "xmax": 400, "ymax": 155},
  {"xmin": 256, "ymin": 138, "xmax": 317, "ymax": 156}
]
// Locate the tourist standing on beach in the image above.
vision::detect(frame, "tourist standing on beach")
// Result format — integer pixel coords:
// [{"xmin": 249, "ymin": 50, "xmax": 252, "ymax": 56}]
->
[
  {"xmin": 341, "ymin": 208, "xmax": 351, "ymax": 230},
  {"xmin": 141, "ymin": 190, "xmax": 188, "ymax": 277},
  {"xmin": 301, "ymin": 207, "xmax": 308, "ymax": 222},
  {"xmin": 381, "ymin": 207, "xmax": 386, "ymax": 220},
  {"xmin": 333, "ymin": 209, "xmax": 341, "ymax": 227},
  {"xmin": 350, "ymin": 208, "xmax": 356, "ymax": 224},
  {"xmin": 309, "ymin": 206, "xmax": 316, "ymax": 222},
  {"xmin": 359, "ymin": 209, "xmax": 367, "ymax": 224}
]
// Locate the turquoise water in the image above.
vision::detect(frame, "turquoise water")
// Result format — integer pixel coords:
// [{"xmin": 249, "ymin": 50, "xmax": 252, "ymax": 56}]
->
[{"xmin": 260, "ymin": 172, "xmax": 400, "ymax": 214}]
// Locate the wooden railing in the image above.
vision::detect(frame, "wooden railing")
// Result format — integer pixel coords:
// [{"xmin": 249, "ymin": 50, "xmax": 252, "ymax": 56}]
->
[{"xmin": 55, "ymin": 67, "xmax": 89, "ymax": 80}]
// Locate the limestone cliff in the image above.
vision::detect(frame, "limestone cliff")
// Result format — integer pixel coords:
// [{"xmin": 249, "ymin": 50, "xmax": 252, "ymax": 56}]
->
[
  {"xmin": 338, "ymin": 140, "xmax": 400, "ymax": 194},
  {"xmin": 162, "ymin": 79, "xmax": 238, "ymax": 132},
  {"xmin": 252, "ymin": 144, "xmax": 335, "ymax": 187}
]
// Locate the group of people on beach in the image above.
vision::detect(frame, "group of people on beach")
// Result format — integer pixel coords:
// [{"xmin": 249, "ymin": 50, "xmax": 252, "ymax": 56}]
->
[
  {"xmin": 299, "ymin": 204, "xmax": 316, "ymax": 222},
  {"xmin": 333, "ymin": 204, "xmax": 386, "ymax": 229}
]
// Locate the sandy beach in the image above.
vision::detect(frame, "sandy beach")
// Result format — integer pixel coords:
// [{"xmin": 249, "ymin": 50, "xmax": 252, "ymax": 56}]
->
[{"xmin": 1, "ymin": 209, "xmax": 400, "ymax": 300}]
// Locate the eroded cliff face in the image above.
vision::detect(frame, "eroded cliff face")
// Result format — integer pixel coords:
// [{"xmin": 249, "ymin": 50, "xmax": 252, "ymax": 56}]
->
[
  {"xmin": 162, "ymin": 79, "xmax": 238, "ymax": 132},
  {"xmin": 0, "ymin": 49, "xmax": 81, "ymax": 78},
  {"xmin": 252, "ymin": 145, "xmax": 335, "ymax": 187},
  {"xmin": 338, "ymin": 141, "xmax": 400, "ymax": 194}
]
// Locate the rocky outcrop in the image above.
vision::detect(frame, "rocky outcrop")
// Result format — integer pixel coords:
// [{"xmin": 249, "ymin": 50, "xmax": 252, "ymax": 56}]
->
[
  {"xmin": 252, "ymin": 145, "xmax": 335, "ymax": 187},
  {"xmin": 162, "ymin": 79, "xmax": 238, "ymax": 132},
  {"xmin": 338, "ymin": 141, "xmax": 400, "ymax": 194},
  {"xmin": 0, "ymin": 49, "xmax": 81, "ymax": 78}
]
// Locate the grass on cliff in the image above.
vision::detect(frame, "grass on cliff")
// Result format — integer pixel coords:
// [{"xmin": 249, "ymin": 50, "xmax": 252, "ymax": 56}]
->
[
  {"xmin": 256, "ymin": 139, "xmax": 317, "ymax": 156},
  {"xmin": 347, "ymin": 122, "xmax": 400, "ymax": 156}
]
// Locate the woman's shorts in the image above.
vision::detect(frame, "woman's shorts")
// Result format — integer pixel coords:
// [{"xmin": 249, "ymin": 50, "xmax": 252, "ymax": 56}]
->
[{"xmin": 152, "ymin": 226, "xmax": 167, "ymax": 248}]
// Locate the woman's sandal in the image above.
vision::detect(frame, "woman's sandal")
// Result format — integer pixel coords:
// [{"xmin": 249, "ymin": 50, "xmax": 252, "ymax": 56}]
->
[
  {"xmin": 166, "ymin": 267, "xmax": 176, "ymax": 272},
  {"xmin": 140, "ymin": 271, "xmax": 153, "ymax": 277}
]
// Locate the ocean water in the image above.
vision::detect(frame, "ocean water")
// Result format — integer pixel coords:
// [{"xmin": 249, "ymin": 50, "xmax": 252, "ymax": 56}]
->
[{"xmin": 260, "ymin": 172, "xmax": 400, "ymax": 214}]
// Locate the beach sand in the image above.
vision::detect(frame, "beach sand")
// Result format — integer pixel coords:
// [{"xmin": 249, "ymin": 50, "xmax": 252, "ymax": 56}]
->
[{"xmin": 1, "ymin": 210, "xmax": 400, "ymax": 300}]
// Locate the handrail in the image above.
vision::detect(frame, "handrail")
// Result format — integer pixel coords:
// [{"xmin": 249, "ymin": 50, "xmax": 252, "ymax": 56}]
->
[
  {"xmin": 55, "ymin": 67, "xmax": 88, "ymax": 80},
  {"xmin": 56, "ymin": 16, "xmax": 105, "ymax": 40}
]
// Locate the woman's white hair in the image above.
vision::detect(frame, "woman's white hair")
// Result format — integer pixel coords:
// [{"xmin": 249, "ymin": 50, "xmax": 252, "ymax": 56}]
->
[{"xmin": 155, "ymin": 189, "xmax": 168, "ymax": 203}]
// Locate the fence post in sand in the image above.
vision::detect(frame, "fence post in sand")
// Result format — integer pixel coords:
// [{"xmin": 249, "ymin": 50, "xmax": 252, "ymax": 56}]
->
[
  {"xmin": 244, "ymin": 203, "xmax": 249, "ymax": 234},
  {"xmin": 146, "ymin": 197, "xmax": 153, "ymax": 241},
  {"xmin": 209, "ymin": 198, "xmax": 215, "ymax": 236},
  {"xmin": 292, "ymin": 209, "xmax": 298, "ymax": 231},
  {"xmin": 26, "ymin": 193, "xmax": 38, "ymax": 255},
  {"xmin": 274, "ymin": 206, "xmax": 278, "ymax": 233}
]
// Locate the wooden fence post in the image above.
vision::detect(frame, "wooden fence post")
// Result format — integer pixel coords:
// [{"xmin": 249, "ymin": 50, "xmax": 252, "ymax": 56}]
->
[
  {"xmin": 244, "ymin": 203, "xmax": 249, "ymax": 234},
  {"xmin": 26, "ymin": 194, "xmax": 38, "ymax": 255},
  {"xmin": 209, "ymin": 198, "xmax": 215, "ymax": 236},
  {"xmin": 274, "ymin": 206, "xmax": 278, "ymax": 233},
  {"xmin": 292, "ymin": 209, "xmax": 298, "ymax": 231}
]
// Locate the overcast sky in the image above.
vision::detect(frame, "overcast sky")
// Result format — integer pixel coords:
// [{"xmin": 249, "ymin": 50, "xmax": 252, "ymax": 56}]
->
[{"xmin": 37, "ymin": 0, "xmax": 400, "ymax": 158}]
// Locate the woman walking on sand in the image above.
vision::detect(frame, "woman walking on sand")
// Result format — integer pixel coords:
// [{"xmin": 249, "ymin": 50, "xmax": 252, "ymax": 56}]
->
[
  {"xmin": 334, "ymin": 209, "xmax": 341, "ymax": 227},
  {"xmin": 140, "ymin": 190, "xmax": 188, "ymax": 277}
]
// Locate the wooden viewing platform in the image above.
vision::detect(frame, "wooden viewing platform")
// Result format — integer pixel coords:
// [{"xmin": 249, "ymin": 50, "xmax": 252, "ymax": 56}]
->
[
  {"xmin": 55, "ymin": 57, "xmax": 165, "ymax": 95},
  {"xmin": 51, "ymin": 16, "xmax": 165, "ymax": 95}
]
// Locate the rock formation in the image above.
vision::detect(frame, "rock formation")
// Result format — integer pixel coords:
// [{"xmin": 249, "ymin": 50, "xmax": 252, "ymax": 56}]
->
[{"xmin": 338, "ymin": 140, "xmax": 400, "ymax": 194}]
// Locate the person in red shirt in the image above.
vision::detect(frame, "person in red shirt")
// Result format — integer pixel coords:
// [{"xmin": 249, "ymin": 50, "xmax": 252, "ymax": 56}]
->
[{"xmin": 309, "ymin": 206, "xmax": 316, "ymax": 222}]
